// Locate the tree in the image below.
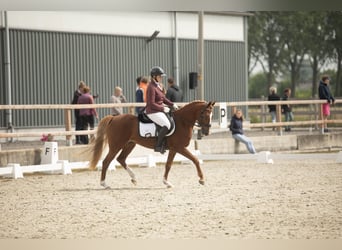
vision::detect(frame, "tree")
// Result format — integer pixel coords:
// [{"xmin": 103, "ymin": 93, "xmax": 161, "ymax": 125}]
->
[
  {"xmin": 305, "ymin": 12, "xmax": 333, "ymax": 97},
  {"xmin": 247, "ymin": 13, "xmax": 263, "ymax": 76},
  {"xmin": 248, "ymin": 12, "xmax": 284, "ymax": 94},
  {"xmin": 277, "ymin": 12, "xmax": 310, "ymax": 97},
  {"xmin": 248, "ymin": 72, "xmax": 267, "ymax": 98},
  {"xmin": 327, "ymin": 11, "xmax": 342, "ymax": 97},
  {"xmin": 248, "ymin": 11, "xmax": 341, "ymax": 98}
]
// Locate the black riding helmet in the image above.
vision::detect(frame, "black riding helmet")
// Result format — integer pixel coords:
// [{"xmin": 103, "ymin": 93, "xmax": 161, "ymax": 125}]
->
[{"xmin": 150, "ymin": 66, "xmax": 166, "ymax": 77}]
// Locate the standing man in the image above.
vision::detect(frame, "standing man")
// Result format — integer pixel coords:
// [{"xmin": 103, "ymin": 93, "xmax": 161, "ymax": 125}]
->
[
  {"xmin": 135, "ymin": 76, "xmax": 148, "ymax": 114},
  {"xmin": 268, "ymin": 86, "xmax": 280, "ymax": 130},
  {"xmin": 72, "ymin": 81, "xmax": 85, "ymax": 144},
  {"xmin": 281, "ymin": 88, "xmax": 294, "ymax": 132},
  {"xmin": 318, "ymin": 75, "xmax": 335, "ymax": 133},
  {"xmin": 166, "ymin": 77, "xmax": 183, "ymax": 102}
]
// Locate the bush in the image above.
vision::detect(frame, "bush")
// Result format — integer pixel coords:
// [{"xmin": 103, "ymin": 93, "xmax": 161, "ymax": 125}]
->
[{"xmin": 248, "ymin": 73, "xmax": 268, "ymax": 98}]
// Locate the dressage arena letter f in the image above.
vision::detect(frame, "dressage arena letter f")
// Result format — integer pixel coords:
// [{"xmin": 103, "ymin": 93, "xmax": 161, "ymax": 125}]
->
[{"xmin": 45, "ymin": 147, "xmax": 50, "ymax": 155}]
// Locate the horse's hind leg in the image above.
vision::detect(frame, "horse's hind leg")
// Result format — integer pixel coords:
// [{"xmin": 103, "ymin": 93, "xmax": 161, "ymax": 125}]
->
[
  {"xmin": 100, "ymin": 149, "xmax": 120, "ymax": 189},
  {"xmin": 117, "ymin": 141, "xmax": 137, "ymax": 185}
]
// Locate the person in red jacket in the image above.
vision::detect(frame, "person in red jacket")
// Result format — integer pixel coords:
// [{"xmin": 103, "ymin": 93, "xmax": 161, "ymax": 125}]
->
[{"xmin": 145, "ymin": 66, "xmax": 178, "ymax": 153}]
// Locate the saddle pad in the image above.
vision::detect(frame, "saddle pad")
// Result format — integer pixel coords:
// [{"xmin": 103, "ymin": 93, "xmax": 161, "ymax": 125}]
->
[
  {"xmin": 139, "ymin": 123, "xmax": 157, "ymax": 137},
  {"xmin": 138, "ymin": 122, "xmax": 176, "ymax": 138}
]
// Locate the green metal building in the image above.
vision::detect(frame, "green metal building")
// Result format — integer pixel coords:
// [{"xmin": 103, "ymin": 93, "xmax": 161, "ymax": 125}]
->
[{"xmin": 0, "ymin": 11, "xmax": 250, "ymax": 129}]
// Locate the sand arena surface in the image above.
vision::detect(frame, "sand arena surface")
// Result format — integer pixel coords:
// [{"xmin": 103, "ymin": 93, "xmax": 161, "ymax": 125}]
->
[{"xmin": 0, "ymin": 158, "xmax": 341, "ymax": 239}]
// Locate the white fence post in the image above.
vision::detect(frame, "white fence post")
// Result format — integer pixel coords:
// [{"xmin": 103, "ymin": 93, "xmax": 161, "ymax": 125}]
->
[
  {"xmin": 58, "ymin": 160, "xmax": 72, "ymax": 175},
  {"xmin": 8, "ymin": 163, "xmax": 23, "ymax": 179}
]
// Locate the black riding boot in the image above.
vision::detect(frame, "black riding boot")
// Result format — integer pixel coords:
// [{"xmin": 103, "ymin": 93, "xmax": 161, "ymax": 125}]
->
[{"xmin": 155, "ymin": 126, "xmax": 168, "ymax": 154}]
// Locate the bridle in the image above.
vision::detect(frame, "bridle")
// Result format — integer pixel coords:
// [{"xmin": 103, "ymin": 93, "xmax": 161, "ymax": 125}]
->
[{"xmin": 195, "ymin": 105, "xmax": 212, "ymax": 130}]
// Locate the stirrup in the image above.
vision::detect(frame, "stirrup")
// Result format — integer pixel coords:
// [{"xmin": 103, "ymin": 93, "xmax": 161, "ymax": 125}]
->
[{"xmin": 154, "ymin": 145, "xmax": 166, "ymax": 154}]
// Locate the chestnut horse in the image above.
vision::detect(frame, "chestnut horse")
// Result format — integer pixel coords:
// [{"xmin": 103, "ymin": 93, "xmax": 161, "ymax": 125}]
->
[{"xmin": 88, "ymin": 100, "xmax": 216, "ymax": 188}]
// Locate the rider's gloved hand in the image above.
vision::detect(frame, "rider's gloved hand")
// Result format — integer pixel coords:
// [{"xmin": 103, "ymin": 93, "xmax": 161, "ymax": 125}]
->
[
  {"xmin": 163, "ymin": 106, "xmax": 170, "ymax": 113},
  {"xmin": 173, "ymin": 104, "xmax": 179, "ymax": 110}
]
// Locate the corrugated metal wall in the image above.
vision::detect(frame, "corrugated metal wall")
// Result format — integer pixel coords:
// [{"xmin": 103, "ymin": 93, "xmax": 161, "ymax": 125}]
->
[
  {"xmin": 0, "ymin": 29, "xmax": 247, "ymax": 128},
  {"xmin": 0, "ymin": 30, "xmax": 5, "ymax": 128}
]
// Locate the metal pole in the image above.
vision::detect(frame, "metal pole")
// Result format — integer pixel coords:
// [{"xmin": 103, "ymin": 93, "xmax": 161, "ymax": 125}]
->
[
  {"xmin": 243, "ymin": 16, "xmax": 249, "ymax": 120},
  {"xmin": 197, "ymin": 11, "xmax": 204, "ymax": 101},
  {"xmin": 197, "ymin": 11, "xmax": 204, "ymax": 139},
  {"xmin": 173, "ymin": 12, "xmax": 180, "ymax": 86},
  {"xmin": 4, "ymin": 11, "xmax": 14, "ymax": 141}
]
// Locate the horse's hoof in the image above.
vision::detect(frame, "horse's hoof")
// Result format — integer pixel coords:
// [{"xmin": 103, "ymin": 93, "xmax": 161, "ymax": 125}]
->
[
  {"xmin": 100, "ymin": 181, "xmax": 111, "ymax": 189},
  {"xmin": 131, "ymin": 179, "xmax": 137, "ymax": 185},
  {"xmin": 163, "ymin": 179, "xmax": 174, "ymax": 188},
  {"xmin": 199, "ymin": 180, "xmax": 205, "ymax": 185}
]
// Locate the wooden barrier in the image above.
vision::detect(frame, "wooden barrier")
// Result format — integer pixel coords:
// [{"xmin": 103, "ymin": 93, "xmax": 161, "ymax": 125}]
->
[{"xmin": 0, "ymin": 100, "xmax": 341, "ymax": 143}]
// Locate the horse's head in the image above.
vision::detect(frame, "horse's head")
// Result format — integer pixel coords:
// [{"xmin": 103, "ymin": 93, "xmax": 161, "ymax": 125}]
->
[{"xmin": 197, "ymin": 101, "xmax": 216, "ymax": 136}]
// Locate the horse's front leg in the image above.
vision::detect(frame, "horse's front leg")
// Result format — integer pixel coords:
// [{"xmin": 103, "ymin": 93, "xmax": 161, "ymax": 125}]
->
[
  {"xmin": 177, "ymin": 147, "xmax": 205, "ymax": 185},
  {"xmin": 163, "ymin": 150, "xmax": 176, "ymax": 188}
]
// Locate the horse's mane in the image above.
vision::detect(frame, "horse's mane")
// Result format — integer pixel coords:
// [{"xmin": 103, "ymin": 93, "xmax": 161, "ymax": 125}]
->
[
  {"xmin": 176, "ymin": 100, "xmax": 206, "ymax": 111},
  {"xmin": 172, "ymin": 100, "xmax": 206, "ymax": 120}
]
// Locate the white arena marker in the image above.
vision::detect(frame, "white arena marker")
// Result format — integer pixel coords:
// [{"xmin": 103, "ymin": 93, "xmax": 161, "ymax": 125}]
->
[
  {"xmin": 9, "ymin": 163, "xmax": 23, "ymax": 179},
  {"xmin": 257, "ymin": 151, "xmax": 273, "ymax": 164},
  {"xmin": 139, "ymin": 154, "xmax": 156, "ymax": 168},
  {"xmin": 58, "ymin": 160, "xmax": 72, "ymax": 175},
  {"xmin": 336, "ymin": 151, "xmax": 342, "ymax": 163}
]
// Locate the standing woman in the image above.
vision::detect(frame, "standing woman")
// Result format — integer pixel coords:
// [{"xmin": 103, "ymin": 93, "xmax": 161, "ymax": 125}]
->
[
  {"xmin": 111, "ymin": 86, "xmax": 127, "ymax": 116},
  {"xmin": 145, "ymin": 66, "xmax": 178, "ymax": 154},
  {"xmin": 268, "ymin": 86, "xmax": 280, "ymax": 129},
  {"xmin": 77, "ymin": 86, "xmax": 99, "ymax": 144}
]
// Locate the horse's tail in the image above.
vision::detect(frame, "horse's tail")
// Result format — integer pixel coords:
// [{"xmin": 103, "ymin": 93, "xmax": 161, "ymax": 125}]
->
[{"xmin": 88, "ymin": 115, "xmax": 113, "ymax": 170}]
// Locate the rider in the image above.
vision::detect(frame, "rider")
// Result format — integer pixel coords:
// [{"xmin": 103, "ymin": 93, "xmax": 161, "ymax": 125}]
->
[{"xmin": 145, "ymin": 66, "xmax": 178, "ymax": 153}]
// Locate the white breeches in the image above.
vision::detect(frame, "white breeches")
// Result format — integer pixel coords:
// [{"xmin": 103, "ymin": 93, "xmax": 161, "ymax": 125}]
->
[{"xmin": 146, "ymin": 112, "xmax": 171, "ymax": 129}]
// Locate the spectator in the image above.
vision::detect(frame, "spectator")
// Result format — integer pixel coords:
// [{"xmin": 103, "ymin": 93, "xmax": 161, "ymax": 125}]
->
[
  {"xmin": 281, "ymin": 88, "xmax": 294, "ymax": 132},
  {"xmin": 111, "ymin": 86, "xmax": 127, "ymax": 116},
  {"xmin": 135, "ymin": 76, "xmax": 148, "ymax": 114},
  {"xmin": 71, "ymin": 81, "xmax": 86, "ymax": 144},
  {"xmin": 268, "ymin": 86, "xmax": 280, "ymax": 130},
  {"xmin": 229, "ymin": 109, "xmax": 256, "ymax": 154},
  {"xmin": 166, "ymin": 77, "xmax": 183, "ymax": 102},
  {"xmin": 77, "ymin": 86, "xmax": 98, "ymax": 144},
  {"xmin": 318, "ymin": 75, "xmax": 335, "ymax": 133}
]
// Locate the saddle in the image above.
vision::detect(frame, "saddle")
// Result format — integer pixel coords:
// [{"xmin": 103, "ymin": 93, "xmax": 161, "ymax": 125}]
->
[{"xmin": 138, "ymin": 112, "xmax": 175, "ymax": 138}]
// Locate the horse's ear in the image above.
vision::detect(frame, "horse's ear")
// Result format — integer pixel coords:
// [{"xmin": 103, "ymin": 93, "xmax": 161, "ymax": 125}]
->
[{"xmin": 208, "ymin": 101, "xmax": 216, "ymax": 107}]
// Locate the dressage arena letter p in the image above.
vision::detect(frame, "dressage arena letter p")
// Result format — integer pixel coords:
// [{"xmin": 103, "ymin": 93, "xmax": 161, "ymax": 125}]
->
[{"xmin": 219, "ymin": 102, "xmax": 227, "ymax": 128}]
